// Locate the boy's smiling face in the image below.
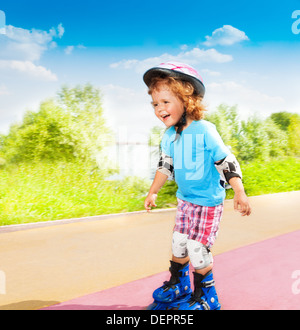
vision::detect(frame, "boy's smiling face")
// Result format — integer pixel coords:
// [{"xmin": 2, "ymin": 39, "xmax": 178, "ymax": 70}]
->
[{"xmin": 151, "ymin": 85, "xmax": 185, "ymax": 127}]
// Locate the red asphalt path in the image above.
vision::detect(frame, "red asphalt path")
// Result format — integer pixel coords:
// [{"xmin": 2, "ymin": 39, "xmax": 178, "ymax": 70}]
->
[{"xmin": 43, "ymin": 230, "xmax": 300, "ymax": 310}]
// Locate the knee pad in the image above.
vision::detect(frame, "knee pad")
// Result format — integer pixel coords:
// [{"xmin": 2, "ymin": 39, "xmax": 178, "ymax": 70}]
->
[
  {"xmin": 172, "ymin": 231, "xmax": 188, "ymax": 258},
  {"xmin": 187, "ymin": 239, "xmax": 213, "ymax": 270}
]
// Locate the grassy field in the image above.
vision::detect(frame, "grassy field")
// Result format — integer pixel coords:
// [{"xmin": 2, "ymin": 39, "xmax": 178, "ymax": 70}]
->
[{"xmin": 0, "ymin": 157, "xmax": 299, "ymax": 226}]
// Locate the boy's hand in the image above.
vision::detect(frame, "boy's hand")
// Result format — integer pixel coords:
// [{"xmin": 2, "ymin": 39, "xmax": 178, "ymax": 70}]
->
[
  {"xmin": 233, "ymin": 191, "xmax": 251, "ymax": 216},
  {"xmin": 144, "ymin": 193, "xmax": 158, "ymax": 212}
]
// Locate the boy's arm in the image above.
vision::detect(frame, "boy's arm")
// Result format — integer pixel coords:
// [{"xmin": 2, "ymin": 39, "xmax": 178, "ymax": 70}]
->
[
  {"xmin": 144, "ymin": 171, "xmax": 168, "ymax": 212},
  {"xmin": 228, "ymin": 176, "xmax": 251, "ymax": 216},
  {"xmin": 145, "ymin": 150, "xmax": 174, "ymax": 212},
  {"xmin": 214, "ymin": 154, "xmax": 251, "ymax": 216}
]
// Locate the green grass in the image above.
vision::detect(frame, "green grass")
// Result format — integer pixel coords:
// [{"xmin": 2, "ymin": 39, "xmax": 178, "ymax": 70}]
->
[
  {"xmin": 0, "ymin": 161, "xmax": 150, "ymax": 226},
  {"xmin": 225, "ymin": 157, "xmax": 300, "ymax": 199},
  {"xmin": 0, "ymin": 157, "xmax": 299, "ymax": 226}
]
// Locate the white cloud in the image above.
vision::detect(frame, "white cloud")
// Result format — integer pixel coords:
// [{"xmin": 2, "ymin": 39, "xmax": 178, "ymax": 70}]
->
[
  {"xmin": 205, "ymin": 80, "xmax": 285, "ymax": 118},
  {"xmin": 0, "ymin": 22, "xmax": 66, "ymax": 134},
  {"xmin": 110, "ymin": 47, "xmax": 233, "ymax": 73},
  {"xmin": 180, "ymin": 44, "xmax": 189, "ymax": 51},
  {"xmin": 0, "ymin": 60, "xmax": 57, "ymax": 81},
  {"xmin": 204, "ymin": 25, "xmax": 249, "ymax": 46},
  {"xmin": 0, "ymin": 84, "xmax": 9, "ymax": 95},
  {"xmin": 64, "ymin": 44, "xmax": 86, "ymax": 55},
  {"xmin": 0, "ymin": 23, "xmax": 64, "ymax": 61},
  {"xmin": 57, "ymin": 23, "xmax": 65, "ymax": 38},
  {"xmin": 0, "ymin": 24, "xmax": 63, "ymax": 82},
  {"xmin": 202, "ymin": 69, "xmax": 221, "ymax": 77},
  {"xmin": 64, "ymin": 45, "xmax": 74, "ymax": 55}
]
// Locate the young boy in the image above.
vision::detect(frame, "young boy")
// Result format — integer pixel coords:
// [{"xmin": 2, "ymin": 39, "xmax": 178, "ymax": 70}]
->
[{"xmin": 143, "ymin": 62, "xmax": 251, "ymax": 310}]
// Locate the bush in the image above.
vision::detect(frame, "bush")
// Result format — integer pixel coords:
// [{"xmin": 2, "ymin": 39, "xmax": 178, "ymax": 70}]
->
[
  {"xmin": 0, "ymin": 84, "xmax": 113, "ymax": 165},
  {"xmin": 0, "ymin": 161, "xmax": 149, "ymax": 226}
]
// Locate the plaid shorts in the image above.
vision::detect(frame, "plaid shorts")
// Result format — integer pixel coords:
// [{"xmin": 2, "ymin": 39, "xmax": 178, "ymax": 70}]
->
[{"xmin": 174, "ymin": 198, "xmax": 224, "ymax": 248}]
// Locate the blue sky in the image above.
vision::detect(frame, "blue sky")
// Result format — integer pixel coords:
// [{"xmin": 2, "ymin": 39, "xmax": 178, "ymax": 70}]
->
[{"xmin": 1, "ymin": 0, "xmax": 300, "ymax": 142}]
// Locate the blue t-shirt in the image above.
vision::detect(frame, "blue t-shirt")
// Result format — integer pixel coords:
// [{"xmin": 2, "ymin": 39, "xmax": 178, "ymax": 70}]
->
[{"xmin": 161, "ymin": 120, "xmax": 230, "ymax": 207}]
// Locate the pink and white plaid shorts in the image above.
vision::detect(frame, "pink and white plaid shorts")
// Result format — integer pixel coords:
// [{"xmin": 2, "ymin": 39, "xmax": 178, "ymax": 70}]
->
[{"xmin": 174, "ymin": 198, "xmax": 224, "ymax": 248}]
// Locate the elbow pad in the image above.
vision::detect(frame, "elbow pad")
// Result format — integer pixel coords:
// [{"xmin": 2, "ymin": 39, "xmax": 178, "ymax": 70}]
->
[
  {"xmin": 157, "ymin": 152, "xmax": 174, "ymax": 178},
  {"xmin": 214, "ymin": 154, "xmax": 242, "ymax": 184}
]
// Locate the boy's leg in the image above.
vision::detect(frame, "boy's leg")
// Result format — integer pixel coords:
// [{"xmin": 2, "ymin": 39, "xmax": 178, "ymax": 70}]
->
[
  {"xmin": 168, "ymin": 239, "xmax": 220, "ymax": 310},
  {"xmin": 151, "ymin": 231, "xmax": 192, "ymax": 304},
  {"xmin": 172, "ymin": 201, "xmax": 222, "ymax": 303},
  {"xmin": 147, "ymin": 259, "xmax": 192, "ymax": 310},
  {"xmin": 179, "ymin": 203, "xmax": 223, "ymax": 310},
  {"xmin": 172, "ymin": 255, "xmax": 189, "ymax": 265},
  {"xmin": 194, "ymin": 264, "xmax": 212, "ymax": 275},
  {"xmin": 185, "ymin": 270, "xmax": 221, "ymax": 310},
  {"xmin": 148, "ymin": 202, "xmax": 192, "ymax": 309}
]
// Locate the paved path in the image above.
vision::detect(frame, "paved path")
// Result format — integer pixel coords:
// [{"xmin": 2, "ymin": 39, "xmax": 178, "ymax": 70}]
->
[
  {"xmin": 43, "ymin": 230, "xmax": 300, "ymax": 310},
  {"xmin": 0, "ymin": 191, "xmax": 300, "ymax": 310}
]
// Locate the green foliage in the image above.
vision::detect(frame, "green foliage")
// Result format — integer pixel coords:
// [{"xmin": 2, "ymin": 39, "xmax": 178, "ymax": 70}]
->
[
  {"xmin": 270, "ymin": 111, "xmax": 294, "ymax": 131},
  {"xmin": 57, "ymin": 84, "xmax": 113, "ymax": 163},
  {"xmin": 1, "ymin": 85, "xmax": 300, "ymax": 227},
  {"xmin": 205, "ymin": 104, "xmax": 240, "ymax": 155},
  {"xmin": 206, "ymin": 105, "xmax": 298, "ymax": 162},
  {"xmin": 0, "ymin": 161, "xmax": 150, "ymax": 226},
  {"xmin": 0, "ymin": 84, "xmax": 113, "ymax": 166},
  {"xmin": 148, "ymin": 126, "xmax": 165, "ymax": 147},
  {"xmin": 269, "ymin": 111, "xmax": 300, "ymax": 156},
  {"xmin": 287, "ymin": 114, "xmax": 300, "ymax": 156},
  {"xmin": 1, "ymin": 100, "xmax": 77, "ymax": 163},
  {"xmin": 225, "ymin": 157, "xmax": 300, "ymax": 199},
  {"xmin": 0, "ymin": 157, "xmax": 299, "ymax": 225}
]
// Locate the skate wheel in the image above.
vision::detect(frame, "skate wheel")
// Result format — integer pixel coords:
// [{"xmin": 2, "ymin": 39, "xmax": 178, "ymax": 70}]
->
[{"xmin": 146, "ymin": 303, "xmax": 157, "ymax": 310}]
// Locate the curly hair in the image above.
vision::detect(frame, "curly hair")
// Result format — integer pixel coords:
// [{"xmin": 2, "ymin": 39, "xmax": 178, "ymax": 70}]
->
[{"xmin": 147, "ymin": 76, "xmax": 206, "ymax": 121}]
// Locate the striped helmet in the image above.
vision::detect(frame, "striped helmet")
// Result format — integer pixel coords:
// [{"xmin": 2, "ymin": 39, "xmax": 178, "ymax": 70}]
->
[{"xmin": 143, "ymin": 61, "xmax": 205, "ymax": 97}]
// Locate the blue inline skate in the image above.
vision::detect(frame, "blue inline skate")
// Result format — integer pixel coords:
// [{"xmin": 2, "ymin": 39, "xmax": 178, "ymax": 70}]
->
[
  {"xmin": 170, "ymin": 271, "xmax": 221, "ymax": 310},
  {"xmin": 147, "ymin": 260, "xmax": 192, "ymax": 310}
]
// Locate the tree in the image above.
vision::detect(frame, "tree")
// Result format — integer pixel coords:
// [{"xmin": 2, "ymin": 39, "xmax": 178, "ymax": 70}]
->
[
  {"xmin": 148, "ymin": 126, "xmax": 165, "ymax": 147},
  {"xmin": 207, "ymin": 105, "xmax": 290, "ymax": 162},
  {"xmin": 270, "ymin": 112, "xmax": 294, "ymax": 131},
  {"xmin": 1, "ymin": 100, "xmax": 77, "ymax": 163},
  {"xmin": 237, "ymin": 116, "xmax": 269, "ymax": 161},
  {"xmin": 206, "ymin": 104, "xmax": 240, "ymax": 155},
  {"xmin": 0, "ymin": 84, "xmax": 113, "ymax": 165},
  {"xmin": 263, "ymin": 118, "xmax": 288, "ymax": 158},
  {"xmin": 270, "ymin": 112, "xmax": 300, "ymax": 157},
  {"xmin": 287, "ymin": 114, "xmax": 300, "ymax": 156},
  {"xmin": 57, "ymin": 84, "xmax": 113, "ymax": 165}
]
